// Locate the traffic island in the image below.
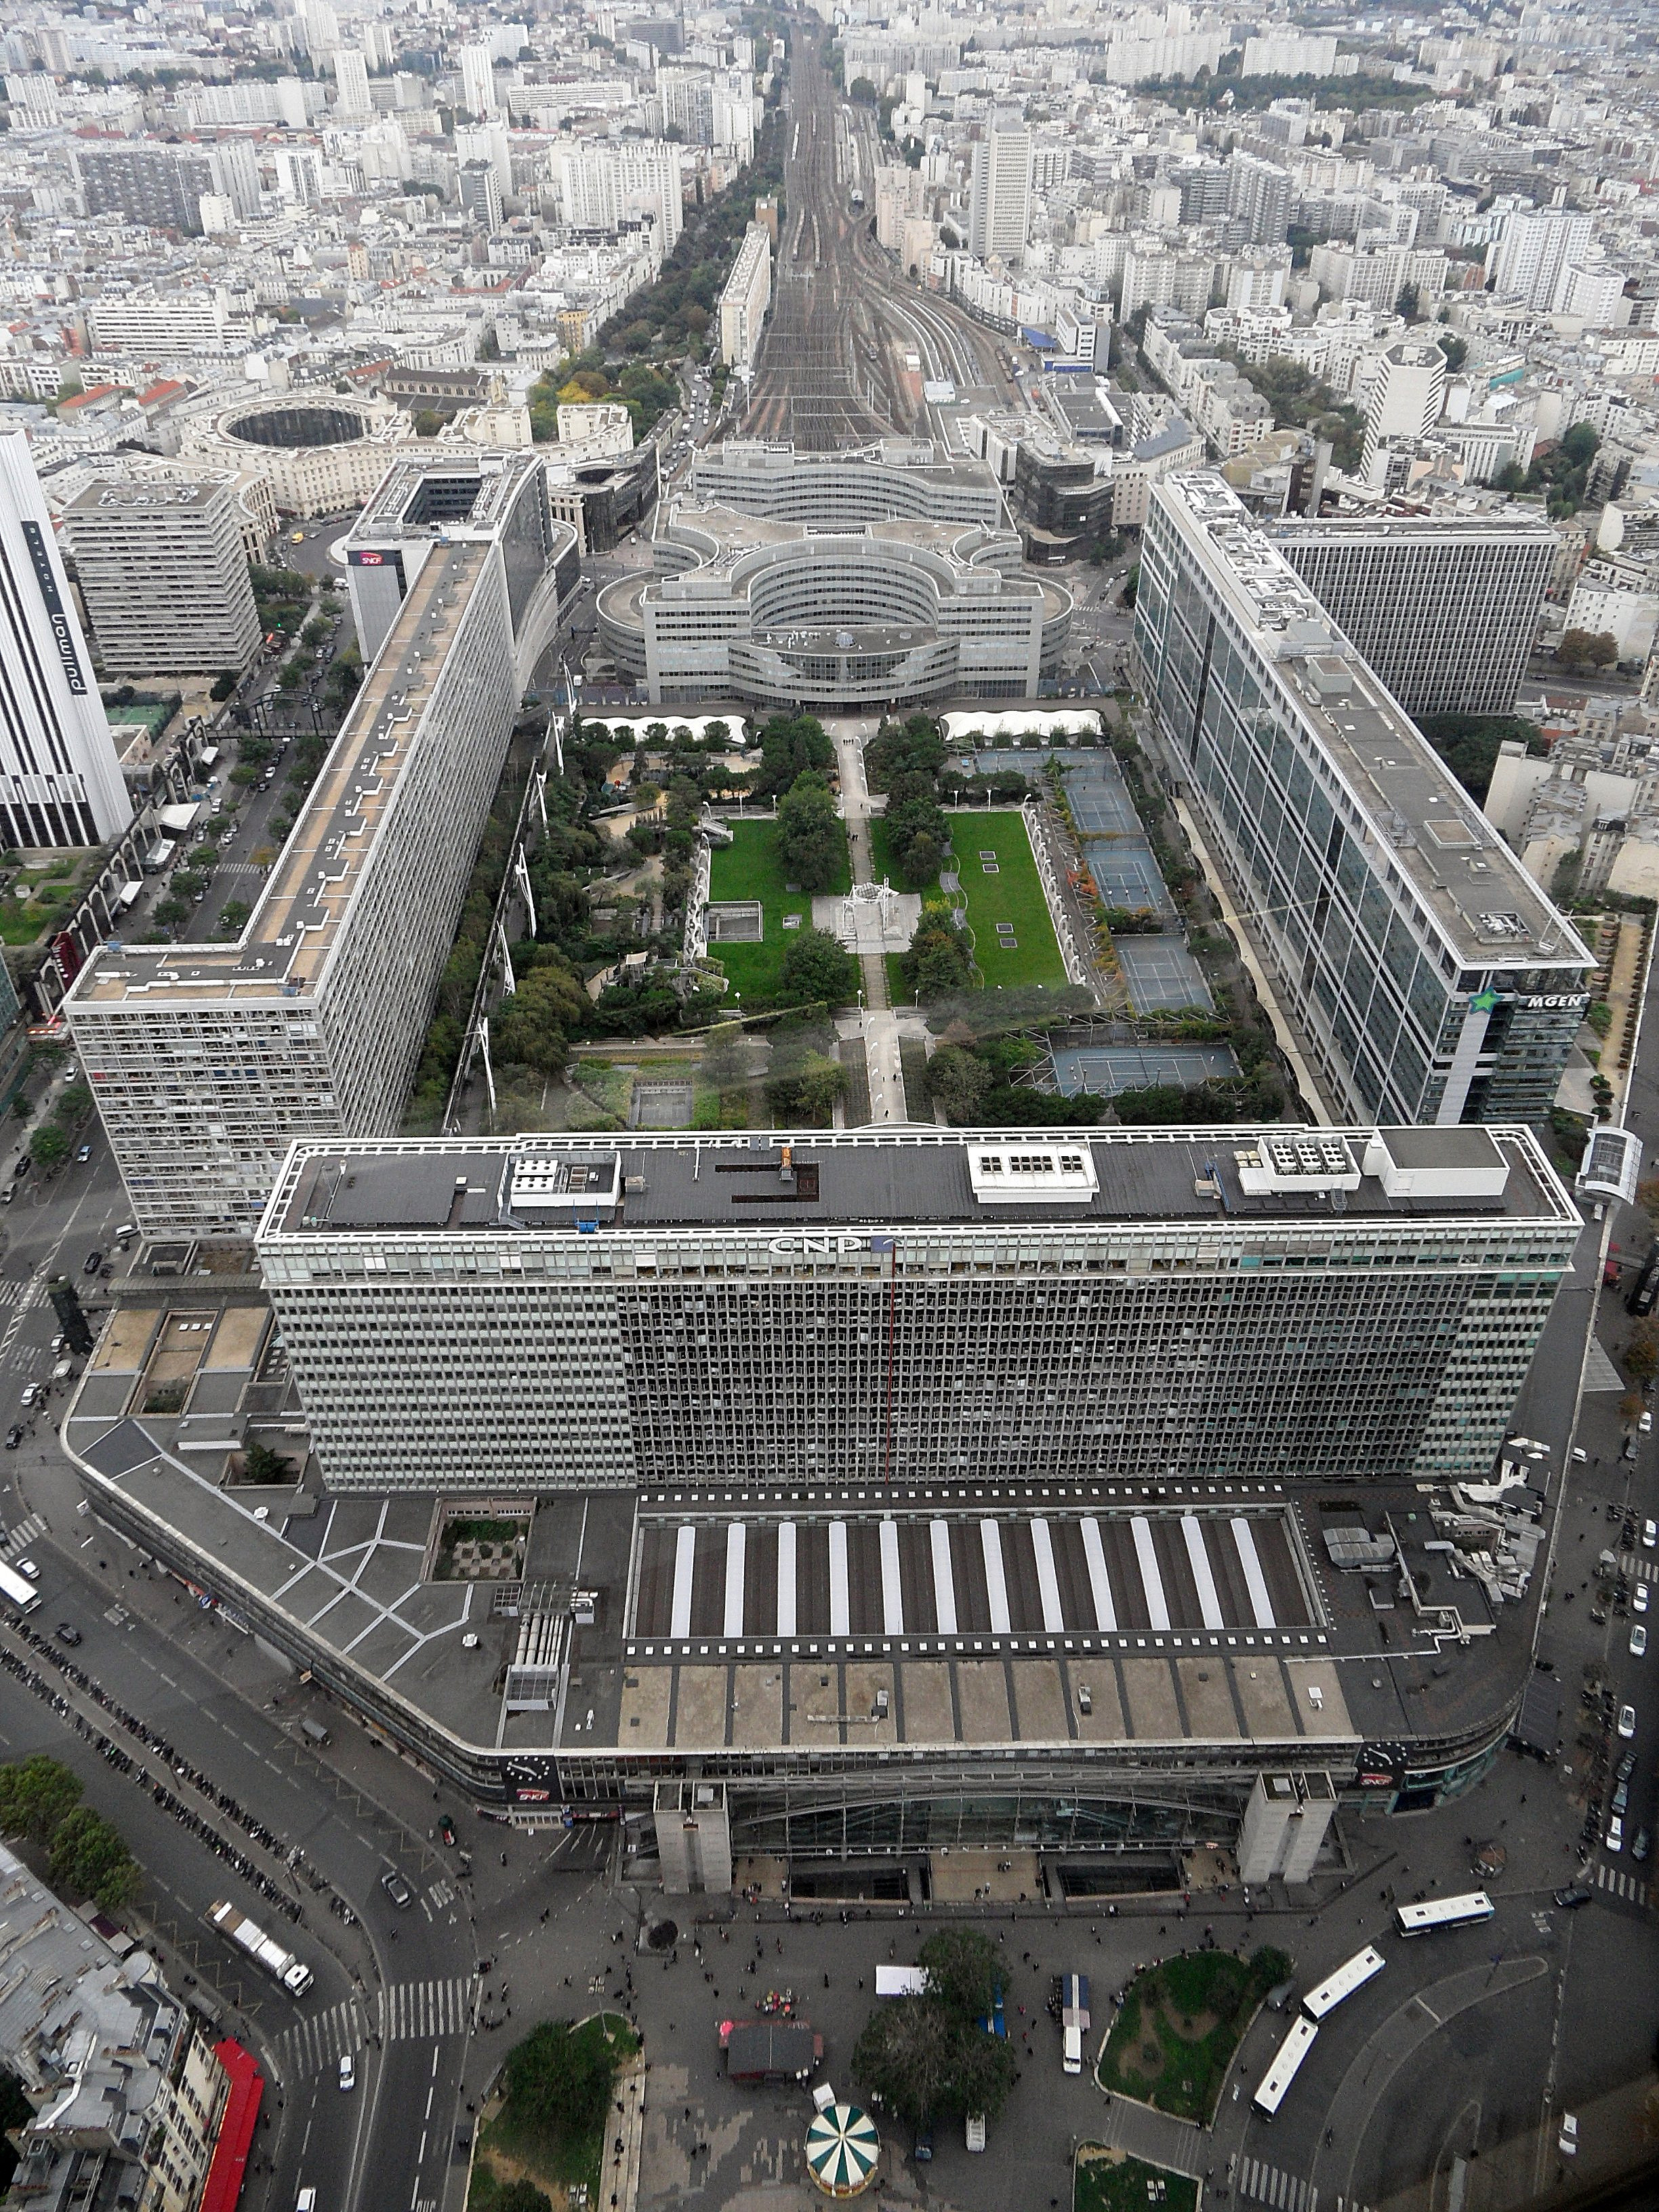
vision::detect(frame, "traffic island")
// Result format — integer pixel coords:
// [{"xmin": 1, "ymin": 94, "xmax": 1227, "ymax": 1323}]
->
[
  {"xmin": 1075, "ymin": 2144, "xmax": 1197, "ymax": 2212},
  {"xmin": 1095, "ymin": 1946, "xmax": 1290, "ymax": 2124},
  {"xmin": 469, "ymin": 2011, "xmax": 642, "ymax": 2211}
]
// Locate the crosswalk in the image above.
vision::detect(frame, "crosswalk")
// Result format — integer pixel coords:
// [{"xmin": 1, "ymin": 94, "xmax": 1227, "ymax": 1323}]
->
[
  {"xmin": 270, "ymin": 1997, "xmax": 362, "ymax": 2077},
  {"xmin": 1, "ymin": 1514, "xmax": 47, "ymax": 1558},
  {"xmin": 378, "ymin": 1975, "xmax": 476, "ymax": 2041},
  {"xmin": 1237, "ymin": 2160, "xmax": 1318, "ymax": 2212},
  {"xmin": 1595, "ymin": 1861, "xmax": 1650, "ymax": 1904},
  {"xmin": 1620, "ymin": 1551, "xmax": 1658, "ymax": 1582}
]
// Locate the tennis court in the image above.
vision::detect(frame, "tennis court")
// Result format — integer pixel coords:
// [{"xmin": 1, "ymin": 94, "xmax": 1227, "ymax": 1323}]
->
[
  {"xmin": 1050, "ymin": 1042, "xmax": 1240, "ymax": 1097},
  {"xmin": 1117, "ymin": 937, "xmax": 1214, "ymax": 1013},
  {"xmin": 1087, "ymin": 846, "xmax": 1170, "ymax": 912}
]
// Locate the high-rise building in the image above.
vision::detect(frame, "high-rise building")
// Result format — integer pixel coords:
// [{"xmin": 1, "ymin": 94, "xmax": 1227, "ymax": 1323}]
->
[
  {"xmin": 459, "ymin": 43, "xmax": 498, "ymax": 121},
  {"xmin": 716, "ymin": 222, "xmax": 773, "ymax": 369},
  {"xmin": 331, "ymin": 46, "xmax": 372, "ymax": 120},
  {"xmin": 968, "ymin": 127, "xmax": 1033, "ymax": 262},
  {"xmin": 1361, "ymin": 341, "xmax": 1446, "ymax": 485},
  {"xmin": 0, "ymin": 435, "xmax": 131, "ymax": 851},
  {"xmin": 1269, "ymin": 511, "xmax": 1557, "ymax": 718},
  {"xmin": 1136, "ymin": 472, "xmax": 1593, "ymax": 1126},
  {"xmin": 254, "ymin": 1122, "xmax": 1578, "ymax": 1494},
  {"xmin": 73, "ymin": 142, "xmax": 219, "ymax": 235},
  {"xmin": 64, "ymin": 455, "xmax": 575, "ymax": 1237},
  {"xmin": 554, "ymin": 140, "xmax": 682, "ymax": 261},
  {"xmin": 457, "ymin": 158, "xmax": 503, "ymax": 228},
  {"xmin": 1225, "ymin": 150, "xmax": 1291, "ymax": 246},
  {"xmin": 62, "ymin": 477, "xmax": 261, "ymax": 679},
  {"xmin": 1487, "ymin": 208, "xmax": 1595, "ymax": 311}
]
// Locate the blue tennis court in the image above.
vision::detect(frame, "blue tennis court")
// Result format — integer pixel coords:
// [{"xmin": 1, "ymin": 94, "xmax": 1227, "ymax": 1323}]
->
[
  {"xmin": 1084, "ymin": 842, "xmax": 1170, "ymax": 913},
  {"xmin": 1050, "ymin": 1042, "xmax": 1242, "ymax": 1097},
  {"xmin": 1117, "ymin": 937, "xmax": 1214, "ymax": 1013}
]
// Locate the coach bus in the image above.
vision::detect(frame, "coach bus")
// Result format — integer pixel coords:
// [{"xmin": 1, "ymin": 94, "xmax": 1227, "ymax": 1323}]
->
[
  {"xmin": 1252, "ymin": 2015, "xmax": 1319, "ymax": 2118},
  {"xmin": 1395, "ymin": 1892, "xmax": 1494, "ymax": 1937},
  {"xmin": 1300, "ymin": 1945, "xmax": 1386, "ymax": 2021},
  {"xmin": 0, "ymin": 1560, "xmax": 40, "ymax": 1616}
]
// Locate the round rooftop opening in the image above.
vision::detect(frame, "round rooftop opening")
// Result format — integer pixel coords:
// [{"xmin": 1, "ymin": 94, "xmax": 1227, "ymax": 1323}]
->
[{"xmin": 228, "ymin": 403, "xmax": 369, "ymax": 450}]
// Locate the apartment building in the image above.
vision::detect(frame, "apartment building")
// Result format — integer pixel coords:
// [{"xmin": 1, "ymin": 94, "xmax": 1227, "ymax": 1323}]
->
[
  {"xmin": 968, "ymin": 127, "xmax": 1033, "ymax": 262},
  {"xmin": 0, "ymin": 434, "xmax": 131, "ymax": 850},
  {"xmin": 717, "ymin": 222, "xmax": 773, "ymax": 370},
  {"xmin": 1361, "ymin": 342, "xmax": 1447, "ymax": 486},
  {"xmin": 1270, "ymin": 510, "xmax": 1555, "ymax": 718},
  {"xmin": 87, "ymin": 290, "xmax": 232, "ymax": 356},
  {"xmin": 1136, "ymin": 472, "xmax": 1593, "ymax": 1126},
  {"xmin": 64, "ymin": 477, "xmax": 260, "ymax": 678},
  {"xmin": 63, "ymin": 457, "xmax": 561, "ymax": 1236},
  {"xmin": 554, "ymin": 139, "xmax": 682, "ymax": 263},
  {"xmin": 253, "ymin": 1123, "xmax": 1578, "ymax": 1494}
]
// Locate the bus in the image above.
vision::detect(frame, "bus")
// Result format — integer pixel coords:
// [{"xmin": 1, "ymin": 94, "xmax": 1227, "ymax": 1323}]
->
[
  {"xmin": 1300, "ymin": 1945, "xmax": 1386, "ymax": 2022},
  {"xmin": 1629, "ymin": 1242, "xmax": 1659, "ymax": 1317},
  {"xmin": 1395, "ymin": 1892, "xmax": 1494, "ymax": 1937},
  {"xmin": 1252, "ymin": 2015, "xmax": 1319, "ymax": 2118},
  {"xmin": 0, "ymin": 1560, "xmax": 40, "ymax": 1616}
]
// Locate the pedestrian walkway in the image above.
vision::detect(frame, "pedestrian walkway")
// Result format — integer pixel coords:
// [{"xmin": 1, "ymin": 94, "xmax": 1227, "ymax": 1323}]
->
[
  {"xmin": 379, "ymin": 1975, "xmax": 476, "ymax": 2040},
  {"xmin": 1, "ymin": 1513, "xmax": 47, "ymax": 1557},
  {"xmin": 1594, "ymin": 1860, "xmax": 1649, "ymax": 1905},
  {"xmin": 1620, "ymin": 1551, "xmax": 1657, "ymax": 1581},
  {"xmin": 1090, "ymin": 2091, "xmax": 1205, "ymax": 2178},
  {"xmin": 1238, "ymin": 2160, "xmax": 1324, "ymax": 2211},
  {"xmin": 270, "ymin": 1995, "xmax": 362, "ymax": 2077}
]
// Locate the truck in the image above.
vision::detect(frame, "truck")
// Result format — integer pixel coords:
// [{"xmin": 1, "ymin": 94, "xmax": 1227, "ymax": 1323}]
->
[
  {"xmin": 1059, "ymin": 1973, "xmax": 1090, "ymax": 2074},
  {"xmin": 207, "ymin": 1900, "xmax": 313, "ymax": 1996}
]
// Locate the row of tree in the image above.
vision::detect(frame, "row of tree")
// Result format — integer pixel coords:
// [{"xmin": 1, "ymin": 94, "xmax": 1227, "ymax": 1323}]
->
[{"xmin": 0, "ymin": 1754, "xmax": 138, "ymax": 1912}]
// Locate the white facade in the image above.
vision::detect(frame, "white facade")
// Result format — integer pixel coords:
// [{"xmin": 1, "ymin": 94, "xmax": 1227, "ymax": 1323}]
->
[
  {"xmin": 968, "ymin": 129, "xmax": 1033, "ymax": 263},
  {"xmin": 0, "ymin": 434, "xmax": 131, "ymax": 850},
  {"xmin": 555, "ymin": 140, "xmax": 682, "ymax": 264},
  {"xmin": 1361, "ymin": 342, "xmax": 1446, "ymax": 485},
  {"xmin": 331, "ymin": 47, "xmax": 371, "ymax": 120},
  {"xmin": 1488, "ymin": 209, "xmax": 1595, "ymax": 312},
  {"xmin": 64, "ymin": 478, "xmax": 260, "ymax": 679},
  {"xmin": 717, "ymin": 223, "xmax": 773, "ymax": 369},
  {"xmin": 87, "ymin": 291, "xmax": 231, "ymax": 357},
  {"xmin": 459, "ymin": 44, "xmax": 498, "ymax": 122}
]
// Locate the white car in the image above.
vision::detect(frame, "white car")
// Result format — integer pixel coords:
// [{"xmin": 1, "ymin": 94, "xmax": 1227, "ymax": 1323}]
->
[
  {"xmin": 338, "ymin": 2052, "xmax": 354, "ymax": 2092},
  {"xmin": 1607, "ymin": 1815, "xmax": 1624, "ymax": 1852},
  {"xmin": 1559, "ymin": 2114, "xmax": 1578, "ymax": 2156},
  {"xmin": 1619, "ymin": 1703, "xmax": 1637, "ymax": 1738},
  {"xmin": 1645, "ymin": 1520, "xmax": 1658, "ymax": 1549},
  {"xmin": 1639, "ymin": 1584, "xmax": 1652, "ymax": 1615},
  {"xmin": 15, "ymin": 1559, "xmax": 38, "ymax": 1581},
  {"xmin": 1643, "ymin": 1413, "xmax": 1654, "ymax": 1434},
  {"xmin": 1635, "ymin": 1624, "xmax": 1650, "ymax": 1658}
]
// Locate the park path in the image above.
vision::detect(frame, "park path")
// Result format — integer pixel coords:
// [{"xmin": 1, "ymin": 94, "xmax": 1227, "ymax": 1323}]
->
[{"xmin": 832, "ymin": 720, "xmax": 891, "ymax": 1017}]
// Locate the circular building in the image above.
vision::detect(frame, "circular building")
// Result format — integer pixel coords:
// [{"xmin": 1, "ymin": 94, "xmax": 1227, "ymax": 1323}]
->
[
  {"xmin": 804, "ymin": 2104, "xmax": 880, "ymax": 2198},
  {"xmin": 186, "ymin": 396, "xmax": 401, "ymax": 518}
]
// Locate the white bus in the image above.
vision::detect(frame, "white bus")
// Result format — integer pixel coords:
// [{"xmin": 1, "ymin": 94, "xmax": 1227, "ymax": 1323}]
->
[
  {"xmin": 1252, "ymin": 2015, "xmax": 1319, "ymax": 2118},
  {"xmin": 1395, "ymin": 1891, "xmax": 1494, "ymax": 1937},
  {"xmin": 0, "ymin": 1560, "xmax": 41, "ymax": 1616},
  {"xmin": 1301, "ymin": 1945, "xmax": 1386, "ymax": 2021}
]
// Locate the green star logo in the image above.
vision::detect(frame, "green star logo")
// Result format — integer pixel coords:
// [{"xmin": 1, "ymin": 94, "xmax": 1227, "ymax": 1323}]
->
[{"xmin": 1470, "ymin": 987, "xmax": 1501, "ymax": 1013}]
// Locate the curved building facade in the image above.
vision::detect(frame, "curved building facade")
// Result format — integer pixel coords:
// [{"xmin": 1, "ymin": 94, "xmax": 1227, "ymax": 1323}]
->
[
  {"xmin": 687, "ymin": 438, "xmax": 1008, "ymax": 527},
  {"xmin": 185, "ymin": 396, "xmax": 403, "ymax": 517}
]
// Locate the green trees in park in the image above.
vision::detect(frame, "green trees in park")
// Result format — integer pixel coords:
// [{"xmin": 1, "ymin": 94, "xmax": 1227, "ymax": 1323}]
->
[
  {"xmin": 0, "ymin": 1756, "xmax": 138, "ymax": 1912},
  {"xmin": 778, "ymin": 926, "xmax": 859, "ymax": 1008},
  {"xmin": 853, "ymin": 1928, "xmax": 1017, "ymax": 2129},
  {"xmin": 775, "ymin": 772, "xmax": 848, "ymax": 894}
]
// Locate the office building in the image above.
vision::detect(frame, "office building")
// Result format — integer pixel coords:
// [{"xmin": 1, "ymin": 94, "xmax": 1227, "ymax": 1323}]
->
[
  {"xmin": 598, "ymin": 445, "xmax": 1065, "ymax": 708},
  {"xmin": 332, "ymin": 45, "xmax": 372, "ymax": 119},
  {"xmin": 254, "ymin": 1123, "xmax": 1577, "ymax": 1494},
  {"xmin": 1269, "ymin": 510, "xmax": 1556, "ymax": 718},
  {"xmin": 0, "ymin": 1838, "xmax": 247, "ymax": 2212},
  {"xmin": 717, "ymin": 222, "xmax": 773, "ymax": 369},
  {"xmin": 0, "ymin": 434, "xmax": 131, "ymax": 850},
  {"xmin": 1136, "ymin": 472, "xmax": 1593, "ymax": 1125},
  {"xmin": 64, "ymin": 454, "xmax": 575, "ymax": 1237},
  {"xmin": 87, "ymin": 291, "xmax": 232, "ymax": 357},
  {"xmin": 554, "ymin": 139, "xmax": 682, "ymax": 262},
  {"xmin": 968, "ymin": 128, "xmax": 1033, "ymax": 263},
  {"xmin": 1488, "ymin": 208, "xmax": 1596, "ymax": 311},
  {"xmin": 63, "ymin": 477, "xmax": 260, "ymax": 678},
  {"xmin": 1361, "ymin": 342, "xmax": 1446, "ymax": 486}
]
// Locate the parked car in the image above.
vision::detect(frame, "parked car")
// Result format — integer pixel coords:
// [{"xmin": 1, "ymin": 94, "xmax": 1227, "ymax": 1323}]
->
[
  {"xmin": 380, "ymin": 1869, "xmax": 413, "ymax": 1909},
  {"xmin": 438, "ymin": 1815, "xmax": 456, "ymax": 1847},
  {"xmin": 54, "ymin": 1624, "xmax": 80, "ymax": 1646},
  {"xmin": 1552, "ymin": 1886, "xmax": 1593, "ymax": 1909},
  {"xmin": 1619, "ymin": 1704, "xmax": 1639, "ymax": 1739},
  {"xmin": 81, "ymin": 1251, "xmax": 102, "ymax": 1276},
  {"xmin": 1633, "ymin": 1624, "xmax": 1648, "ymax": 1658},
  {"xmin": 3, "ymin": 1427, "xmax": 20, "ymax": 1450},
  {"xmin": 1607, "ymin": 1816, "xmax": 1625, "ymax": 1852},
  {"xmin": 1559, "ymin": 2114, "xmax": 1578, "ymax": 2156}
]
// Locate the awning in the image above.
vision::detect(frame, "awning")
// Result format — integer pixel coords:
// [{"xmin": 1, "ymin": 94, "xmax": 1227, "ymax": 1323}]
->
[
  {"xmin": 804, "ymin": 2104, "xmax": 880, "ymax": 2198},
  {"xmin": 158, "ymin": 802, "xmax": 202, "ymax": 834},
  {"xmin": 199, "ymin": 2038, "xmax": 264, "ymax": 2212}
]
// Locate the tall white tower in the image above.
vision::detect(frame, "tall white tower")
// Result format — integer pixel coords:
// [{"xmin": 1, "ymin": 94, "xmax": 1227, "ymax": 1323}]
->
[
  {"xmin": 0, "ymin": 435, "xmax": 131, "ymax": 849},
  {"xmin": 968, "ymin": 129, "xmax": 1033, "ymax": 263},
  {"xmin": 459, "ymin": 45, "xmax": 498, "ymax": 122}
]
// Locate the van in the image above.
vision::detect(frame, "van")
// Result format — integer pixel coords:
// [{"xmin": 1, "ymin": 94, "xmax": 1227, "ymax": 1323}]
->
[
  {"xmin": 1063, "ymin": 2022, "xmax": 1083, "ymax": 2074},
  {"xmin": 300, "ymin": 1718, "xmax": 331, "ymax": 1748},
  {"xmin": 964, "ymin": 2114, "xmax": 986, "ymax": 2153}
]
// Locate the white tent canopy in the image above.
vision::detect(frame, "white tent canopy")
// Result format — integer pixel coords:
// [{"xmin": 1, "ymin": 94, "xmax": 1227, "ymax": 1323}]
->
[{"xmin": 943, "ymin": 708, "xmax": 1101, "ymax": 744}]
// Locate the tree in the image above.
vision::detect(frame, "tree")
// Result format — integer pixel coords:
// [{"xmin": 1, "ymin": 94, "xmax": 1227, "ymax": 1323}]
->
[
  {"xmin": 1557, "ymin": 628, "xmax": 1619, "ymax": 670},
  {"xmin": 1436, "ymin": 330, "xmax": 1468, "ymax": 373},
  {"xmin": 0, "ymin": 1755, "xmax": 81, "ymax": 1844},
  {"xmin": 756, "ymin": 713, "xmax": 834, "ymax": 796},
  {"xmin": 918, "ymin": 1927, "xmax": 1001, "ymax": 2021},
  {"xmin": 853, "ymin": 1926, "xmax": 1017, "ymax": 2128},
  {"xmin": 1395, "ymin": 281, "xmax": 1420, "ymax": 322},
  {"xmin": 502, "ymin": 2020, "xmax": 619, "ymax": 2146},
  {"xmin": 29, "ymin": 1125, "xmax": 68, "ymax": 1167},
  {"xmin": 776, "ymin": 772, "xmax": 847, "ymax": 894},
  {"xmin": 494, "ymin": 958, "xmax": 588, "ymax": 1075},
  {"xmin": 242, "ymin": 1441, "xmax": 295, "ymax": 1483},
  {"xmin": 48, "ymin": 1806, "xmax": 138, "ymax": 1912},
  {"xmin": 700, "ymin": 1022, "xmax": 747, "ymax": 1090},
  {"xmin": 778, "ymin": 926, "xmax": 858, "ymax": 1008},
  {"xmin": 926, "ymin": 1044, "xmax": 991, "ymax": 1123},
  {"xmin": 493, "ymin": 2186, "xmax": 554, "ymax": 2212},
  {"xmin": 765, "ymin": 1049, "xmax": 846, "ymax": 1122},
  {"xmin": 218, "ymin": 900, "xmax": 252, "ymax": 934},
  {"xmin": 209, "ymin": 670, "xmax": 239, "ymax": 701},
  {"xmin": 152, "ymin": 897, "xmax": 187, "ymax": 930}
]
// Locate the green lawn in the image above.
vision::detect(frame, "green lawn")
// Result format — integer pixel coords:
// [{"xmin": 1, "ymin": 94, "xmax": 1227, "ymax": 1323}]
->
[
  {"xmin": 947, "ymin": 809, "xmax": 1068, "ymax": 989},
  {"xmin": 1075, "ymin": 2148, "xmax": 1197, "ymax": 2212},
  {"xmin": 708, "ymin": 817, "xmax": 850, "ymax": 1004},
  {"xmin": 471, "ymin": 2013, "xmax": 638, "ymax": 2209},
  {"xmin": 1097, "ymin": 1948, "xmax": 1289, "ymax": 2124}
]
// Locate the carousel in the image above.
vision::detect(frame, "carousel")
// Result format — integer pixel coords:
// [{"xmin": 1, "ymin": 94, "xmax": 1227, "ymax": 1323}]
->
[{"xmin": 803, "ymin": 2102, "xmax": 881, "ymax": 2197}]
